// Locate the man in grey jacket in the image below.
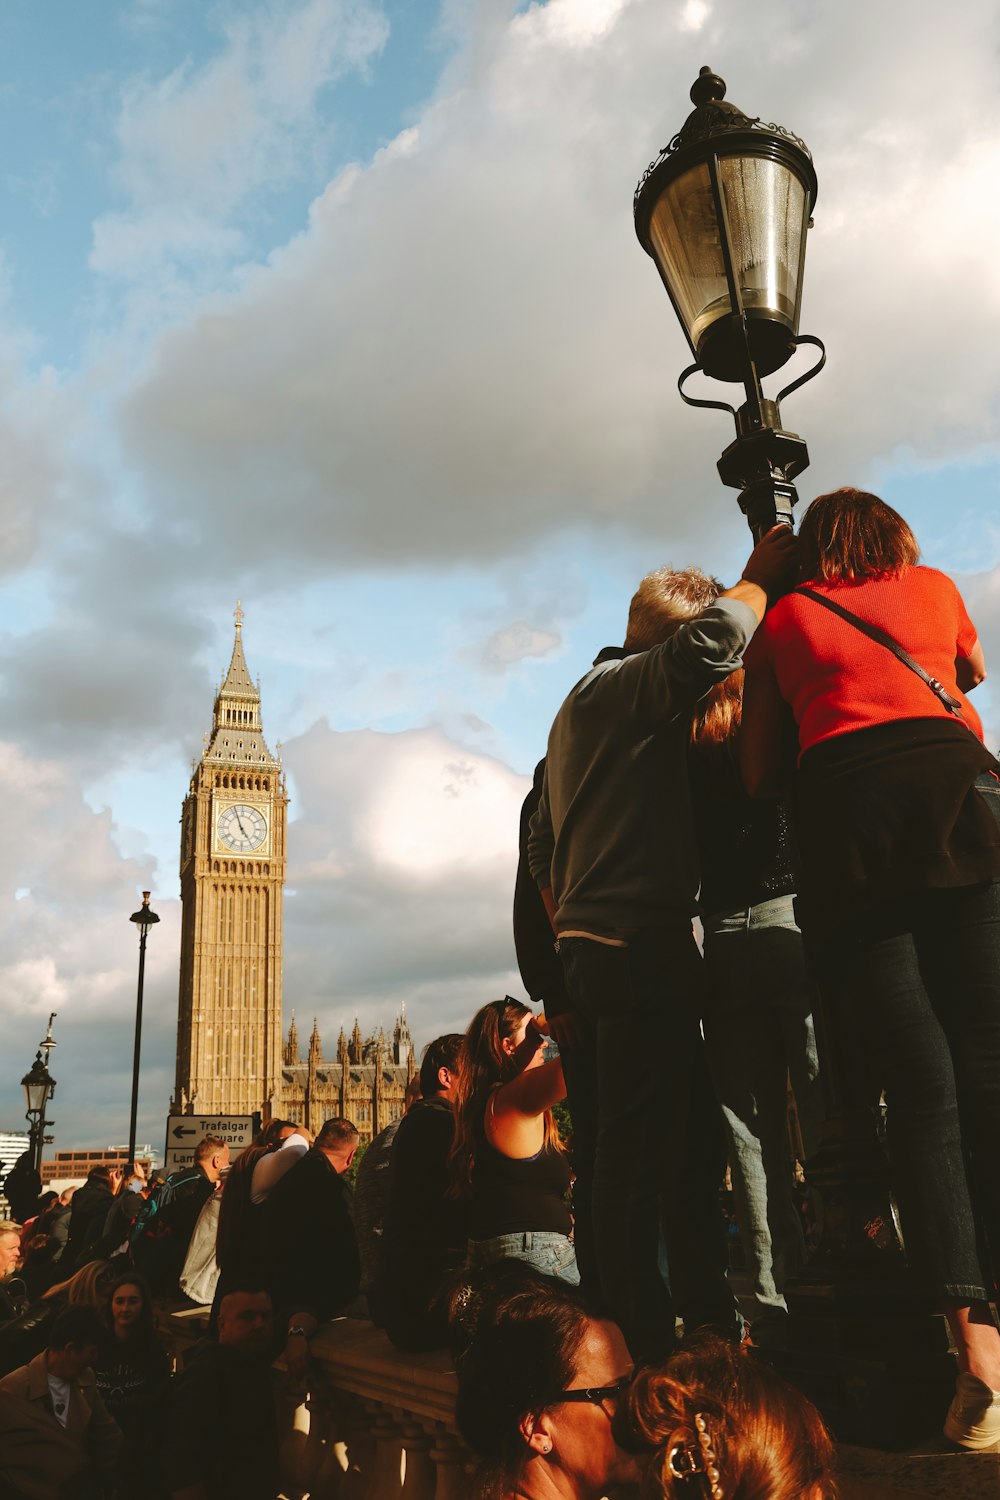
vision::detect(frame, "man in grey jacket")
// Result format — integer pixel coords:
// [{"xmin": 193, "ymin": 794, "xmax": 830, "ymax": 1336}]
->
[{"xmin": 528, "ymin": 526, "xmax": 796, "ymax": 1360}]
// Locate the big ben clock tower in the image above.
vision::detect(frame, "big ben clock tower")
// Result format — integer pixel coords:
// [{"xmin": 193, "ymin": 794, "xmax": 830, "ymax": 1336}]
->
[{"xmin": 173, "ymin": 604, "xmax": 287, "ymax": 1119}]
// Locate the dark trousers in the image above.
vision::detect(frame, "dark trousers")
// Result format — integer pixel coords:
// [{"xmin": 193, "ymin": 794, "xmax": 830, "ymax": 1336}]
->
[
  {"xmin": 816, "ymin": 878, "xmax": 1000, "ymax": 1300},
  {"xmin": 558, "ymin": 926, "xmax": 738, "ymax": 1362}
]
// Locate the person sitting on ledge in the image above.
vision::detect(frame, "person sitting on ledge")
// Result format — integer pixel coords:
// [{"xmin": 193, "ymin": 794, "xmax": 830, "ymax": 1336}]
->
[
  {"xmin": 621, "ymin": 1334, "xmax": 835, "ymax": 1500},
  {"xmin": 165, "ymin": 1286, "xmax": 280, "ymax": 1500},
  {"xmin": 376, "ymin": 1032, "xmax": 466, "ymax": 1350},
  {"xmin": 261, "ymin": 1116, "xmax": 361, "ymax": 1380},
  {"xmin": 452, "ymin": 1260, "xmax": 638, "ymax": 1500}
]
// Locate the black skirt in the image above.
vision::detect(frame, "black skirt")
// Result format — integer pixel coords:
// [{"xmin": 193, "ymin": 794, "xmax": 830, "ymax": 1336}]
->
[{"xmin": 792, "ymin": 717, "xmax": 1000, "ymax": 940}]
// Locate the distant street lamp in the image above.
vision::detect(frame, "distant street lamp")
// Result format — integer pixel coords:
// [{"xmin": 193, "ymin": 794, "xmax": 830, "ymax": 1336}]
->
[
  {"xmin": 128, "ymin": 891, "xmax": 160, "ymax": 1167},
  {"xmin": 634, "ymin": 66, "xmax": 825, "ymax": 536},
  {"xmin": 21, "ymin": 1014, "xmax": 57, "ymax": 1176}
]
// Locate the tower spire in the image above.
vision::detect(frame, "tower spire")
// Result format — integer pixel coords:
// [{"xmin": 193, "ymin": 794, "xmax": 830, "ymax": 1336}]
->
[{"xmin": 202, "ymin": 604, "xmax": 279, "ymax": 769}]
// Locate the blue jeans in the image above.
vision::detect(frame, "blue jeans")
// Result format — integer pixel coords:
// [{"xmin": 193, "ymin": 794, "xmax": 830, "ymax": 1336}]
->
[
  {"xmin": 466, "ymin": 1231, "xmax": 580, "ymax": 1285},
  {"xmin": 702, "ymin": 896, "xmax": 823, "ymax": 1325},
  {"xmin": 558, "ymin": 926, "xmax": 740, "ymax": 1361}
]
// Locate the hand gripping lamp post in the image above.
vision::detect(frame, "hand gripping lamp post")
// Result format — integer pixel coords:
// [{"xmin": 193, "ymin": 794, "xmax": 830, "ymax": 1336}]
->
[
  {"xmin": 128, "ymin": 891, "xmax": 160, "ymax": 1168},
  {"xmin": 633, "ymin": 67, "xmax": 825, "ymax": 538}
]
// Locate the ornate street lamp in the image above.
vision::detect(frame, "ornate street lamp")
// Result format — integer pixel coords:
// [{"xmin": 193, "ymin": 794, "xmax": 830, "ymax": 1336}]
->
[
  {"xmin": 634, "ymin": 66, "xmax": 825, "ymax": 536},
  {"xmin": 128, "ymin": 891, "xmax": 160, "ymax": 1167},
  {"xmin": 21, "ymin": 1016, "xmax": 56, "ymax": 1176}
]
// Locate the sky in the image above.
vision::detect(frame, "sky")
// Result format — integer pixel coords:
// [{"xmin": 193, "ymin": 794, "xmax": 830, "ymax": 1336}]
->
[{"xmin": 1, "ymin": 0, "xmax": 999, "ymax": 1157}]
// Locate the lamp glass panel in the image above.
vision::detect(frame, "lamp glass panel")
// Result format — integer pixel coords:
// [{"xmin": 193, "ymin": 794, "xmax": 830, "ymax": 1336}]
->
[
  {"xmin": 646, "ymin": 160, "xmax": 728, "ymax": 349},
  {"xmin": 718, "ymin": 154, "xmax": 807, "ymax": 329},
  {"xmin": 24, "ymin": 1078, "xmax": 48, "ymax": 1113}
]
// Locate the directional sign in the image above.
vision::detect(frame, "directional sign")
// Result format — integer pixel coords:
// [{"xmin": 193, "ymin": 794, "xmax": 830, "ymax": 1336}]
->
[{"xmin": 162, "ymin": 1113, "xmax": 259, "ymax": 1176}]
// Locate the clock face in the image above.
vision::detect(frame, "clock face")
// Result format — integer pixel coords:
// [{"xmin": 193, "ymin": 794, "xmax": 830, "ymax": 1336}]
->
[{"xmin": 217, "ymin": 803, "xmax": 268, "ymax": 854}]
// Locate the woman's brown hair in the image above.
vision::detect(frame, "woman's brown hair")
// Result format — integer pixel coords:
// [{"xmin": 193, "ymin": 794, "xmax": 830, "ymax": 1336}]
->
[
  {"xmin": 453, "ymin": 1261, "xmax": 594, "ymax": 1500},
  {"xmin": 448, "ymin": 999, "xmax": 563, "ymax": 1199},
  {"xmin": 625, "ymin": 1336, "xmax": 835, "ymax": 1500},
  {"xmin": 798, "ymin": 487, "xmax": 919, "ymax": 583}
]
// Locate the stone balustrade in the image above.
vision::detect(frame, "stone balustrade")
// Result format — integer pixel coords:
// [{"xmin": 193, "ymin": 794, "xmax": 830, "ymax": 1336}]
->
[
  {"xmin": 284, "ymin": 1319, "xmax": 469, "ymax": 1500},
  {"xmin": 159, "ymin": 1306, "xmax": 472, "ymax": 1499}
]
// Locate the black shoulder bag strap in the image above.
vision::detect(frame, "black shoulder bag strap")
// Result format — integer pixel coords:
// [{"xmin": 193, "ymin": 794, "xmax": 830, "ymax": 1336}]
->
[{"xmin": 796, "ymin": 586, "xmax": 966, "ymax": 718}]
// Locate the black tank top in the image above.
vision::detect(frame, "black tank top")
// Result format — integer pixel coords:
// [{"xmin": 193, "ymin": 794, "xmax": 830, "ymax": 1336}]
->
[{"xmin": 468, "ymin": 1092, "xmax": 572, "ymax": 1240}]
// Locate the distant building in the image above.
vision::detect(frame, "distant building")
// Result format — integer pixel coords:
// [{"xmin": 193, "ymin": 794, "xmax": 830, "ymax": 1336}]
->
[
  {"xmin": 280, "ymin": 1010, "xmax": 417, "ymax": 1144},
  {"xmin": 40, "ymin": 1146, "xmax": 155, "ymax": 1189}
]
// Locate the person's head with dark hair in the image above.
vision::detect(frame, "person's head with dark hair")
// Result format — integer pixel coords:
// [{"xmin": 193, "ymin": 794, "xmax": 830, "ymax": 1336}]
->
[
  {"xmin": 217, "ymin": 1286, "xmax": 273, "ymax": 1356},
  {"xmin": 257, "ymin": 1118, "xmax": 298, "ymax": 1149},
  {"xmin": 315, "ymin": 1117, "xmax": 360, "ymax": 1174},
  {"xmin": 47, "ymin": 1304, "xmax": 106, "ymax": 1380},
  {"xmin": 623, "ymin": 1335, "xmax": 835, "ymax": 1500},
  {"xmin": 454, "ymin": 1262, "xmax": 636, "ymax": 1500},
  {"xmin": 194, "ymin": 1135, "xmax": 230, "ymax": 1182},
  {"xmin": 87, "ymin": 1163, "xmax": 121, "ymax": 1191},
  {"xmin": 797, "ymin": 486, "xmax": 920, "ymax": 585},
  {"xmin": 106, "ymin": 1270, "xmax": 155, "ymax": 1345},
  {"xmin": 419, "ymin": 1033, "xmax": 464, "ymax": 1099}
]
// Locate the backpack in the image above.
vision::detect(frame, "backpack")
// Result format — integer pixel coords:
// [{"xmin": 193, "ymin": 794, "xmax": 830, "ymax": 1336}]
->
[{"xmin": 128, "ymin": 1168, "xmax": 205, "ymax": 1286}]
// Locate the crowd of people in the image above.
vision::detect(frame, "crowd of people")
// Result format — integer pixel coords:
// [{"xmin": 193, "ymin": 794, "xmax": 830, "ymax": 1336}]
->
[{"xmin": 0, "ymin": 485, "xmax": 998, "ymax": 1495}]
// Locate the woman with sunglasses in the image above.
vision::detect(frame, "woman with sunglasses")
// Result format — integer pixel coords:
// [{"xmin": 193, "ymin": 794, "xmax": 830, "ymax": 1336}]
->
[
  {"xmin": 454, "ymin": 1261, "xmax": 637, "ymax": 1500},
  {"xmin": 449, "ymin": 997, "xmax": 576, "ymax": 1283}
]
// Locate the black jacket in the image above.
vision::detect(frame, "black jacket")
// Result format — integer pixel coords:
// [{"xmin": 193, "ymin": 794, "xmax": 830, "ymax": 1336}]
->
[
  {"xmin": 262, "ymin": 1149, "xmax": 360, "ymax": 1324},
  {"xmin": 377, "ymin": 1096, "xmax": 467, "ymax": 1350}
]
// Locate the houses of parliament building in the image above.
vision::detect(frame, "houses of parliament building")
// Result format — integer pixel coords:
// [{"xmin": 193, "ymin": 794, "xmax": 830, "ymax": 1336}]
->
[{"xmin": 169, "ymin": 606, "xmax": 416, "ymax": 1144}]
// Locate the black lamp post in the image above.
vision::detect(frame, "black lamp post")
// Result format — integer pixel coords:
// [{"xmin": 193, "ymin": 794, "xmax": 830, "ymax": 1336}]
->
[
  {"xmin": 21, "ymin": 1015, "xmax": 56, "ymax": 1176},
  {"xmin": 128, "ymin": 891, "xmax": 160, "ymax": 1167},
  {"xmin": 634, "ymin": 66, "xmax": 825, "ymax": 536}
]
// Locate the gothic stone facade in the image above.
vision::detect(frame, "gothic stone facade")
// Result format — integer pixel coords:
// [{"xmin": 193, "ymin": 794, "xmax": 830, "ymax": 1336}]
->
[{"xmin": 280, "ymin": 1013, "xmax": 417, "ymax": 1144}]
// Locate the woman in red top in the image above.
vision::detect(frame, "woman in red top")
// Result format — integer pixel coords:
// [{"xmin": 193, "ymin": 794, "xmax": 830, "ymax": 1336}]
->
[{"xmin": 741, "ymin": 487, "xmax": 1000, "ymax": 1450}]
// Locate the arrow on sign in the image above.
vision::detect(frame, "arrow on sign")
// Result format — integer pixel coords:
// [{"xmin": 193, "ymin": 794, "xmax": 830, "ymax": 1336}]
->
[{"xmin": 171, "ymin": 1125, "xmax": 198, "ymax": 1139}]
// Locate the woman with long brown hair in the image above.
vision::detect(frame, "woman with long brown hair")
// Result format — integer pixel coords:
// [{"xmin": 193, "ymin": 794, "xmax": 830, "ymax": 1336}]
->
[
  {"xmin": 450, "ymin": 998, "xmax": 576, "ymax": 1282},
  {"xmin": 214, "ymin": 1118, "xmax": 308, "ymax": 1293},
  {"xmin": 742, "ymin": 486, "xmax": 1000, "ymax": 1448}
]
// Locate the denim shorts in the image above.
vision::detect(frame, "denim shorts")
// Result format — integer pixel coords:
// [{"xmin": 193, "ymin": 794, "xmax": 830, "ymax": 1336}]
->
[{"xmin": 466, "ymin": 1230, "xmax": 580, "ymax": 1285}]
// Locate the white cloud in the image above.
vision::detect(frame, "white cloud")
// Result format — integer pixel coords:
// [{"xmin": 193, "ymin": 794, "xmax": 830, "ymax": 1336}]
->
[
  {"xmin": 116, "ymin": 0, "xmax": 1000, "ymax": 579},
  {"xmin": 475, "ymin": 620, "xmax": 562, "ymax": 673},
  {"xmin": 281, "ymin": 721, "xmax": 529, "ymax": 1036},
  {"xmin": 92, "ymin": 0, "xmax": 389, "ymax": 287}
]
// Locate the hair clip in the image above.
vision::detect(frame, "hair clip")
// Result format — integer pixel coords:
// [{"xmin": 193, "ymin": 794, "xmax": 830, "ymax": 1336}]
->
[{"xmin": 666, "ymin": 1415, "xmax": 723, "ymax": 1499}]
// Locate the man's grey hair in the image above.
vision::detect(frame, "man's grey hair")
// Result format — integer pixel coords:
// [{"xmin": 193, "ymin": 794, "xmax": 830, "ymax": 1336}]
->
[{"xmin": 623, "ymin": 566, "xmax": 721, "ymax": 652}]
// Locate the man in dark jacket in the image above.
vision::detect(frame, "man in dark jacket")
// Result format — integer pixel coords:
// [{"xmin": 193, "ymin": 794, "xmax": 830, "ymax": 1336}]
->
[
  {"xmin": 131, "ymin": 1136, "xmax": 229, "ymax": 1296},
  {"xmin": 64, "ymin": 1165, "xmax": 122, "ymax": 1270},
  {"xmin": 262, "ymin": 1118, "xmax": 360, "ymax": 1379},
  {"xmin": 377, "ymin": 1034, "xmax": 465, "ymax": 1351},
  {"xmin": 527, "ymin": 527, "xmax": 797, "ymax": 1361},
  {"xmin": 165, "ymin": 1287, "xmax": 278, "ymax": 1500}
]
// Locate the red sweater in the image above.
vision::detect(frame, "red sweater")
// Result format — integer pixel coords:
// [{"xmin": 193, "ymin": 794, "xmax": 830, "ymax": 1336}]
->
[{"xmin": 744, "ymin": 566, "xmax": 984, "ymax": 754}]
